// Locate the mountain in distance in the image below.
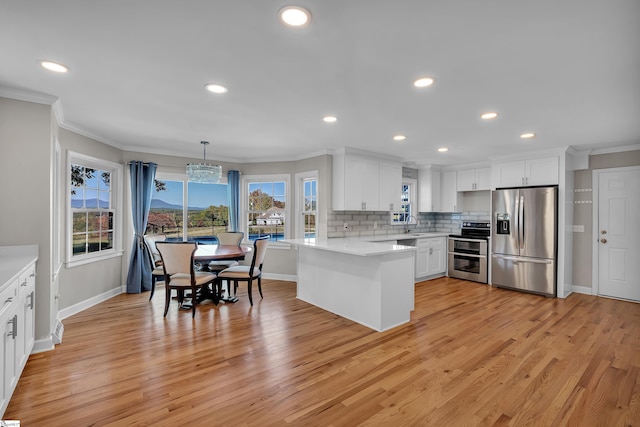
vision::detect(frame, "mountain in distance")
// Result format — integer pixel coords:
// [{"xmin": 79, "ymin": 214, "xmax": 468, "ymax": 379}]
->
[
  {"xmin": 150, "ymin": 199, "xmax": 205, "ymax": 211},
  {"xmin": 71, "ymin": 198, "xmax": 109, "ymax": 209},
  {"xmin": 71, "ymin": 198, "xmax": 209, "ymax": 210}
]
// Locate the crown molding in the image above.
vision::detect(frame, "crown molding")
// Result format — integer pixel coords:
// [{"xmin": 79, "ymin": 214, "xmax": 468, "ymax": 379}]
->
[{"xmin": 0, "ymin": 85, "xmax": 58, "ymax": 105}]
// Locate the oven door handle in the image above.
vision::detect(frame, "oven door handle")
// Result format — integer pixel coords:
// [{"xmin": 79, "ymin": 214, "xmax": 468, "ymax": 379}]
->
[
  {"xmin": 449, "ymin": 238, "xmax": 486, "ymax": 243},
  {"xmin": 448, "ymin": 252, "xmax": 486, "ymax": 259}
]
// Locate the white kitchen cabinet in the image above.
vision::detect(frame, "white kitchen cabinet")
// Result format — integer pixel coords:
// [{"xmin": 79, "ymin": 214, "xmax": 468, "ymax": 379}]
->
[
  {"xmin": 0, "ymin": 246, "xmax": 38, "ymax": 417},
  {"xmin": 0, "ymin": 278, "xmax": 18, "ymax": 414},
  {"xmin": 333, "ymin": 149, "xmax": 402, "ymax": 211},
  {"xmin": 379, "ymin": 160, "xmax": 402, "ymax": 212},
  {"xmin": 457, "ymin": 167, "xmax": 491, "ymax": 191},
  {"xmin": 415, "ymin": 237, "xmax": 446, "ymax": 280},
  {"xmin": 441, "ymin": 171, "xmax": 462, "ymax": 212},
  {"xmin": 418, "ymin": 166, "xmax": 441, "ymax": 212},
  {"xmin": 493, "ymin": 157, "xmax": 559, "ymax": 188}
]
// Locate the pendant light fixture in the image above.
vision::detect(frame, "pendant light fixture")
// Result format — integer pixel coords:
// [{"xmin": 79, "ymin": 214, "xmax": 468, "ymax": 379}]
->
[{"xmin": 186, "ymin": 141, "xmax": 222, "ymax": 183}]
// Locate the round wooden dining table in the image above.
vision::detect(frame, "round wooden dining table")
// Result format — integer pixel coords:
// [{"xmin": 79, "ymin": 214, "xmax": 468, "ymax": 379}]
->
[
  {"xmin": 194, "ymin": 244, "xmax": 252, "ymax": 263},
  {"xmin": 194, "ymin": 244, "xmax": 252, "ymax": 303}
]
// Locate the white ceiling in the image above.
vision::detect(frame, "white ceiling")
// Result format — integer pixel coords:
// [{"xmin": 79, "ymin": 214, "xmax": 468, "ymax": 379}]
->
[{"xmin": 1, "ymin": 0, "xmax": 639, "ymax": 166}]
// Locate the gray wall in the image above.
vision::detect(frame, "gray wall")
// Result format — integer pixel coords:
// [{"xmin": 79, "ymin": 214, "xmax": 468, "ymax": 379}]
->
[
  {"xmin": 56, "ymin": 128, "xmax": 125, "ymax": 308},
  {"xmin": 572, "ymin": 149, "xmax": 640, "ymax": 289},
  {"xmin": 121, "ymin": 151, "xmax": 333, "ymax": 280},
  {"xmin": 0, "ymin": 97, "xmax": 53, "ymax": 343}
]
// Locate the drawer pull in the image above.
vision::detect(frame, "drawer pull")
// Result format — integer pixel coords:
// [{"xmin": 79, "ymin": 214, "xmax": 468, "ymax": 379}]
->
[
  {"xmin": 21, "ymin": 280, "xmax": 28, "ymax": 287},
  {"xmin": 4, "ymin": 297, "xmax": 13, "ymax": 304}
]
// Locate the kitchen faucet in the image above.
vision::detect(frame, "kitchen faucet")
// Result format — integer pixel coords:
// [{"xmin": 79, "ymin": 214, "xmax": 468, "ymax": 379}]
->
[{"xmin": 405, "ymin": 215, "xmax": 418, "ymax": 233}]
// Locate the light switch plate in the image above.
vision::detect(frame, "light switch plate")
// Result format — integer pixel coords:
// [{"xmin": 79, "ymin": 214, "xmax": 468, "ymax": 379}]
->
[{"xmin": 573, "ymin": 225, "xmax": 584, "ymax": 232}]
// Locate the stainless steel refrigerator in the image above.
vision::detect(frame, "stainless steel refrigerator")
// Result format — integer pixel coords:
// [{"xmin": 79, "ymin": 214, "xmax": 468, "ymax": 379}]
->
[{"xmin": 491, "ymin": 186, "xmax": 558, "ymax": 297}]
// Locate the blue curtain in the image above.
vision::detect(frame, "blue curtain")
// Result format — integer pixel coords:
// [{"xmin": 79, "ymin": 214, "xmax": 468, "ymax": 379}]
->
[
  {"xmin": 227, "ymin": 170, "xmax": 240, "ymax": 232},
  {"xmin": 126, "ymin": 161, "xmax": 157, "ymax": 293}
]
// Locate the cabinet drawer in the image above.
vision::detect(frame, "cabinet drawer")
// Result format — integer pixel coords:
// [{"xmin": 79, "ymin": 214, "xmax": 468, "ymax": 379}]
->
[
  {"xmin": 18, "ymin": 264, "xmax": 36, "ymax": 296},
  {"xmin": 416, "ymin": 237, "xmax": 444, "ymax": 247},
  {"xmin": 0, "ymin": 279, "xmax": 18, "ymax": 318}
]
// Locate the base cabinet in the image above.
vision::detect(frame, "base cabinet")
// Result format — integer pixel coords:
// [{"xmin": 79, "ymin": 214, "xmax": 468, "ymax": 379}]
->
[
  {"xmin": 0, "ymin": 247, "xmax": 37, "ymax": 417},
  {"xmin": 415, "ymin": 237, "xmax": 446, "ymax": 280}
]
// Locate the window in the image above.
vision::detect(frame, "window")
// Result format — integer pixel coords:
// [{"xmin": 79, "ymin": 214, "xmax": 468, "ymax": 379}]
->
[
  {"xmin": 148, "ymin": 173, "xmax": 229, "ymax": 244},
  {"xmin": 391, "ymin": 179, "xmax": 416, "ymax": 224},
  {"xmin": 242, "ymin": 175, "xmax": 289, "ymax": 242},
  {"xmin": 67, "ymin": 151, "xmax": 123, "ymax": 267},
  {"xmin": 296, "ymin": 171, "xmax": 318, "ymax": 239}
]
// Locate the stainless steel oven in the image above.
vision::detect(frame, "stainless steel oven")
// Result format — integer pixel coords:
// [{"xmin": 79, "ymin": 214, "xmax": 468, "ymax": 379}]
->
[{"xmin": 448, "ymin": 222, "xmax": 489, "ymax": 284}]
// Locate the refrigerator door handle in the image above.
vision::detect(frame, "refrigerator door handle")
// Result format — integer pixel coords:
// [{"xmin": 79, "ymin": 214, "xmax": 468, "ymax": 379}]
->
[
  {"xmin": 493, "ymin": 254, "xmax": 553, "ymax": 264},
  {"xmin": 519, "ymin": 194, "xmax": 525, "ymax": 250}
]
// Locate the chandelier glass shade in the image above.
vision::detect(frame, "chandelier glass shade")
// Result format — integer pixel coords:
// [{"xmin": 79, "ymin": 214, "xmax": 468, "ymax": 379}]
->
[{"xmin": 186, "ymin": 141, "xmax": 222, "ymax": 183}]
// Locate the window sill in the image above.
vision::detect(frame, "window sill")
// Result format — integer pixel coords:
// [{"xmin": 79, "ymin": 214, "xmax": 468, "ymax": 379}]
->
[{"xmin": 66, "ymin": 250, "xmax": 124, "ymax": 269}]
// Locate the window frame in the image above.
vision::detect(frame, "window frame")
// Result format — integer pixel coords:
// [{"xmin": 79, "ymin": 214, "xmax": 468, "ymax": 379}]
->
[
  {"xmin": 151, "ymin": 172, "xmax": 229, "ymax": 240},
  {"xmin": 295, "ymin": 170, "xmax": 318, "ymax": 239},
  {"xmin": 391, "ymin": 178, "xmax": 417, "ymax": 224},
  {"xmin": 241, "ymin": 174, "xmax": 290, "ymax": 248},
  {"xmin": 65, "ymin": 151, "xmax": 123, "ymax": 268}
]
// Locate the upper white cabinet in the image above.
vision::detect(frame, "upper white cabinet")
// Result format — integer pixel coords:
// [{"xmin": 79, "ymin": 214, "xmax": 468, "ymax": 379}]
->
[
  {"xmin": 333, "ymin": 149, "xmax": 402, "ymax": 211},
  {"xmin": 418, "ymin": 166, "xmax": 441, "ymax": 212},
  {"xmin": 493, "ymin": 156, "xmax": 559, "ymax": 188},
  {"xmin": 379, "ymin": 160, "xmax": 403, "ymax": 212},
  {"xmin": 457, "ymin": 168, "xmax": 491, "ymax": 191},
  {"xmin": 441, "ymin": 171, "xmax": 462, "ymax": 212}
]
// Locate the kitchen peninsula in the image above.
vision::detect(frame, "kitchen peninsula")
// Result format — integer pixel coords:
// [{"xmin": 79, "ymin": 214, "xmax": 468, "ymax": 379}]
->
[{"xmin": 284, "ymin": 238, "xmax": 416, "ymax": 332}]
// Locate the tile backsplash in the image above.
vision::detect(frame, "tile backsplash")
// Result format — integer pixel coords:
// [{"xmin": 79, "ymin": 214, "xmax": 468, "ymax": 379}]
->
[{"xmin": 327, "ymin": 211, "xmax": 490, "ymax": 238}]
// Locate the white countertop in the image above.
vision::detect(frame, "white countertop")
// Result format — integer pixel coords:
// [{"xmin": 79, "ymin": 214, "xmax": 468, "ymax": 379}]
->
[
  {"xmin": 283, "ymin": 238, "xmax": 417, "ymax": 257},
  {"xmin": 0, "ymin": 245, "xmax": 39, "ymax": 286},
  {"xmin": 364, "ymin": 232, "xmax": 450, "ymax": 242}
]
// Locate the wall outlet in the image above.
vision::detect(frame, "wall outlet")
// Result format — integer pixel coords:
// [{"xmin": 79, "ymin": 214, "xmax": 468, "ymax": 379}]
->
[
  {"xmin": 573, "ymin": 225, "xmax": 585, "ymax": 233},
  {"xmin": 373, "ymin": 221, "xmax": 378, "ymax": 229}
]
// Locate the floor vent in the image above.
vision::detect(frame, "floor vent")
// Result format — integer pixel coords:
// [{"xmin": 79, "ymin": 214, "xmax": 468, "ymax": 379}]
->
[{"xmin": 52, "ymin": 320, "xmax": 64, "ymax": 345}]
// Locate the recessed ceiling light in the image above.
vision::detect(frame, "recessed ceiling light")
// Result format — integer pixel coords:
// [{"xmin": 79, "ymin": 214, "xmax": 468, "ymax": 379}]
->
[
  {"xmin": 481, "ymin": 112, "xmax": 499, "ymax": 120},
  {"xmin": 323, "ymin": 116, "xmax": 337, "ymax": 123},
  {"xmin": 520, "ymin": 132, "xmax": 536, "ymax": 139},
  {"xmin": 40, "ymin": 61, "xmax": 68, "ymax": 73},
  {"xmin": 279, "ymin": 6, "xmax": 311, "ymax": 27},
  {"xmin": 438, "ymin": 147, "xmax": 448, "ymax": 152},
  {"xmin": 205, "ymin": 83, "xmax": 228, "ymax": 94},
  {"xmin": 413, "ymin": 77, "xmax": 435, "ymax": 88},
  {"xmin": 393, "ymin": 135, "xmax": 406, "ymax": 141}
]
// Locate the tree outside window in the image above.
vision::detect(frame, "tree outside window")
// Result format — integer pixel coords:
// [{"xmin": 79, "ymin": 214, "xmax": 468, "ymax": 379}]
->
[{"xmin": 247, "ymin": 181, "xmax": 286, "ymax": 241}]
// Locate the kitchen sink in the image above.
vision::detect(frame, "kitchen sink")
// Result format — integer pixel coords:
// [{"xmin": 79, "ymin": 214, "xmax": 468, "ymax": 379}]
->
[{"xmin": 397, "ymin": 238, "xmax": 417, "ymax": 246}]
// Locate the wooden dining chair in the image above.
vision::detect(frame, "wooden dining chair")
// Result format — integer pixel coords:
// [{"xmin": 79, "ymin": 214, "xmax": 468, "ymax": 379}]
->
[
  {"xmin": 208, "ymin": 232, "xmax": 244, "ymax": 297},
  {"xmin": 155, "ymin": 242, "xmax": 218, "ymax": 317},
  {"xmin": 143, "ymin": 239, "xmax": 165, "ymax": 301},
  {"xmin": 217, "ymin": 236, "xmax": 269, "ymax": 305}
]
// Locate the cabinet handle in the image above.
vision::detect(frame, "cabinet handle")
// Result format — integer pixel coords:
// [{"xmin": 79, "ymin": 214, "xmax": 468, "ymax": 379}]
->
[
  {"xmin": 28, "ymin": 291, "xmax": 34, "ymax": 309},
  {"xmin": 429, "ymin": 248, "xmax": 433, "ymax": 255},
  {"xmin": 4, "ymin": 297, "xmax": 13, "ymax": 304},
  {"xmin": 8, "ymin": 315, "xmax": 17, "ymax": 339},
  {"xmin": 30, "ymin": 272, "xmax": 36, "ymax": 278},
  {"xmin": 21, "ymin": 280, "xmax": 28, "ymax": 287}
]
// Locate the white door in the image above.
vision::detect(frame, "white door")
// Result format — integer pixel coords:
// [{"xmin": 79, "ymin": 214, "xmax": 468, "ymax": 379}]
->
[{"xmin": 597, "ymin": 167, "xmax": 640, "ymax": 301}]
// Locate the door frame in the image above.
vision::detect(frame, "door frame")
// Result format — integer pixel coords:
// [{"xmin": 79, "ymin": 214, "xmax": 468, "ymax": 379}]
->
[{"xmin": 591, "ymin": 165, "xmax": 640, "ymax": 297}]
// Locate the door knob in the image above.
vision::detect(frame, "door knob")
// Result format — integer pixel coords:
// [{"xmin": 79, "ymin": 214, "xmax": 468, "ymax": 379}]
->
[{"xmin": 600, "ymin": 238, "xmax": 607, "ymax": 244}]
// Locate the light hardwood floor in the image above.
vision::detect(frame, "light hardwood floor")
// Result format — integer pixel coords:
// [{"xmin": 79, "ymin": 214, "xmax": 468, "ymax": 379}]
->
[{"xmin": 5, "ymin": 278, "xmax": 640, "ymax": 426}]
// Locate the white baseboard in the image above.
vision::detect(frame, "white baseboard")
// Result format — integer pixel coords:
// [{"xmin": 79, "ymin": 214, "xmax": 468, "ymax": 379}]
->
[
  {"xmin": 571, "ymin": 285, "xmax": 594, "ymax": 295},
  {"xmin": 32, "ymin": 337, "xmax": 55, "ymax": 354},
  {"xmin": 263, "ymin": 273, "xmax": 297, "ymax": 282},
  {"xmin": 59, "ymin": 286, "xmax": 124, "ymax": 320}
]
